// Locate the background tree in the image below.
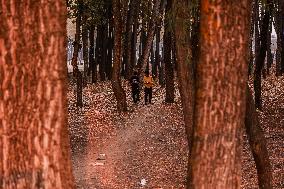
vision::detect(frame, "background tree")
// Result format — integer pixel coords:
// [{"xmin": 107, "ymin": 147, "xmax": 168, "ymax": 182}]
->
[
  {"xmin": 112, "ymin": 0, "xmax": 128, "ymax": 112},
  {"xmin": 0, "ymin": 0, "xmax": 75, "ymax": 188}
]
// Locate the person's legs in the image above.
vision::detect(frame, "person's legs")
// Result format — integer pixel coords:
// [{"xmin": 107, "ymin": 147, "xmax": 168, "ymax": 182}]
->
[
  {"xmin": 149, "ymin": 87, "xmax": 152, "ymax": 104},
  {"xmin": 144, "ymin": 88, "xmax": 148, "ymax": 104}
]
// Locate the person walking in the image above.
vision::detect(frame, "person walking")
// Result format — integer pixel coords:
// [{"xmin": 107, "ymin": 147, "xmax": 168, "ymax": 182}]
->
[
  {"xmin": 130, "ymin": 71, "xmax": 140, "ymax": 103},
  {"xmin": 143, "ymin": 70, "xmax": 154, "ymax": 105}
]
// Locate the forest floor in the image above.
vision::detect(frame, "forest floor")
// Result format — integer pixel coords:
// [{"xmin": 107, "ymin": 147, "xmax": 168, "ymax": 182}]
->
[{"xmin": 68, "ymin": 73, "xmax": 283, "ymax": 189}]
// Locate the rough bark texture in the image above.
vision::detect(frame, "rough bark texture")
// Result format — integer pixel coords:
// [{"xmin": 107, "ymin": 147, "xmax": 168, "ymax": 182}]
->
[
  {"xmin": 245, "ymin": 87, "xmax": 273, "ymax": 189},
  {"xmin": 112, "ymin": 0, "xmax": 128, "ymax": 112},
  {"xmin": 0, "ymin": 1, "xmax": 75, "ymax": 188},
  {"xmin": 254, "ymin": 1, "xmax": 272, "ymax": 110},
  {"xmin": 173, "ymin": 0, "xmax": 195, "ymax": 187},
  {"xmin": 191, "ymin": 1, "xmax": 250, "ymax": 188},
  {"xmin": 164, "ymin": 0, "xmax": 175, "ymax": 103}
]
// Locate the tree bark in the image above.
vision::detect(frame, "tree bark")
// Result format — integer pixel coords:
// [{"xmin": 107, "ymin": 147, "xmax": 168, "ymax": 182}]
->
[
  {"xmin": 254, "ymin": 1, "xmax": 272, "ymax": 110},
  {"xmin": 138, "ymin": 0, "xmax": 161, "ymax": 76},
  {"xmin": 71, "ymin": 1, "xmax": 83, "ymax": 75},
  {"xmin": 173, "ymin": 0, "xmax": 196, "ymax": 187},
  {"xmin": 124, "ymin": 0, "xmax": 136, "ymax": 79},
  {"xmin": 164, "ymin": 0, "xmax": 175, "ymax": 103},
  {"xmin": 0, "ymin": 1, "xmax": 75, "ymax": 188},
  {"xmin": 245, "ymin": 87, "xmax": 273, "ymax": 189},
  {"xmin": 89, "ymin": 25, "xmax": 97, "ymax": 83},
  {"xmin": 112, "ymin": 0, "xmax": 128, "ymax": 112},
  {"xmin": 191, "ymin": 0, "xmax": 251, "ymax": 188},
  {"xmin": 82, "ymin": 11, "xmax": 89, "ymax": 86}
]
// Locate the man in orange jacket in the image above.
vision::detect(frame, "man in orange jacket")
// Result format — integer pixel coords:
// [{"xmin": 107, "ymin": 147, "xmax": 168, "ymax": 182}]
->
[{"xmin": 143, "ymin": 70, "xmax": 154, "ymax": 105}]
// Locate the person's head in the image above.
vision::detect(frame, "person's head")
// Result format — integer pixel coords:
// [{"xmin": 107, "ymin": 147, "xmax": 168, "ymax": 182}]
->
[
  {"xmin": 144, "ymin": 70, "xmax": 149, "ymax": 76},
  {"xmin": 133, "ymin": 71, "xmax": 138, "ymax": 75}
]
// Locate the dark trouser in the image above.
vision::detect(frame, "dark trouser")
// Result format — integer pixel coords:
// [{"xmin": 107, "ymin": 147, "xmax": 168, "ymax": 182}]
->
[
  {"xmin": 144, "ymin": 87, "xmax": 152, "ymax": 104},
  {"xmin": 132, "ymin": 88, "xmax": 140, "ymax": 103}
]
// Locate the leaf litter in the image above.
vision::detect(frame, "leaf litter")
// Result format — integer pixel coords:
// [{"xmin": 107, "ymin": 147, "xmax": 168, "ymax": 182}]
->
[{"xmin": 67, "ymin": 71, "xmax": 283, "ymax": 189}]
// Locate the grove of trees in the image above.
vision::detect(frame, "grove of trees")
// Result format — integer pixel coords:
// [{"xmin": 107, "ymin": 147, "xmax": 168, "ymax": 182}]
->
[{"xmin": 1, "ymin": 0, "xmax": 283, "ymax": 188}]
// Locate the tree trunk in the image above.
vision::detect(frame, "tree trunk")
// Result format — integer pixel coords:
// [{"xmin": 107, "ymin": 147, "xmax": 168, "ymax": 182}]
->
[
  {"xmin": 173, "ymin": 0, "xmax": 195, "ymax": 186},
  {"xmin": 280, "ymin": 1, "xmax": 284, "ymax": 75},
  {"xmin": 245, "ymin": 87, "xmax": 273, "ymax": 189},
  {"xmin": 124, "ymin": 0, "xmax": 136, "ymax": 79},
  {"xmin": 112, "ymin": 0, "xmax": 128, "ymax": 112},
  {"xmin": 191, "ymin": 0, "xmax": 251, "ymax": 188},
  {"xmin": 138, "ymin": 0, "xmax": 161, "ymax": 76},
  {"xmin": 89, "ymin": 25, "xmax": 97, "ymax": 83},
  {"xmin": 266, "ymin": 20, "xmax": 273, "ymax": 75},
  {"xmin": 82, "ymin": 12, "xmax": 89, "ymax": 86},
  {"xmin": 130, "ymin": 1, "xmax": 140, "ymax": 72},
  {"xmin": 0, "ymin": 1, "xmax": 75, "ymax": 188},
  {"xmin": 275, "ymin": 0, "xmax": 282, "ymax": 76},
  {"xmin": 254, "ymin": 0, "xmax": 260, "ymax": 66},
  {"xmin": 97, "ymin": 25, "xmax": 106, "ymax": 81},
  {"xmin": 71, "ymin": 1, "xmax": 83, "ymax": 75},
  {"xmin": 154, "ymin": 27, "xmax": 161, "ymax": 78},
  {"xmin": 164, "ymin": 0, "xmax": 175, "ymax": 103},
  {"xmin": 254, "ymin": 1, "xmax": 272, "ymax": 110}
]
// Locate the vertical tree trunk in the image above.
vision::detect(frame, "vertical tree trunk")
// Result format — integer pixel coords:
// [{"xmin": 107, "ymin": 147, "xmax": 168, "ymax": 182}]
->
[
  {"xmin": 254, "ymin": 0, "xmax": 260, "ymax": 65},
  {"xmin": 154, "ymin": 27, "xmax": 161, "ymax": 78},
  {"xmin": 130, "ymin": 1, "xmax": 140, "ymax": 71},
  {"xmin": 173, "ymin": 0, "xmax": 195, "ymax": 186},
  {"xmin": 266, "ymin": 20, "xmax": 273, "ymax": 75},
  {"xmin": 275, "ymin": 0, "xmax": 282, "ymax": 76},
  {"xmin": 164, "ymin": 0, "xmax": 175, "ymax": 103},
  {"xmin": 124, "ymin": 0, "xmax": 136, "ymax": 79},
  {"xmin": 254, "ymin": 2, "xmax": 272, "ymax": 110},
  {"xmin": 71, "ymin": 1, "xmax": 83, "ymax": 75},
  {"xmin": 191, "ymin": 0, "xmax": 251, "ymax": 188},
  {"xmin": 106, "ymin": 19, "xmax": 114, "ymax": 80},
  {"xmin": 77, "ymin": 71, "xmax": 83, "ymax": 107},
  {"xmin": 0, "ymin": 1, "xmax": 75, "ymax": 188},
  {"xmin": 97, "ymin": 25, "xmax": 106, "ymax": 81},
  {"xmin": 112, "ymin": 0, "xmax": 128, "ymax": 112},
  {"xmin": 138, "ymin": 0, "xmax": 161, "ymax": 76},
  {"xmin": 82, "ymin": 11, "xmax": 89, "ymax": 86},
  {"xmin": 88, "ymin": 25, "xmax": 97, "ymax": 83},
  {"xmin": 280, "ymin": 1, "xmax": 284, "ymax": 74},
  {"xmin": 245, "ymin": 87, "xmax": 273, "ymax": 189}
]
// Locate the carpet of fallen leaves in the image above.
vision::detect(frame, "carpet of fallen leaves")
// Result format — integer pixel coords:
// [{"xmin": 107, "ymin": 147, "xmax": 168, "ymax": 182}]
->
[{"xmin": 67, "ymin": 73, "xmax": 283, "ymax": 189}]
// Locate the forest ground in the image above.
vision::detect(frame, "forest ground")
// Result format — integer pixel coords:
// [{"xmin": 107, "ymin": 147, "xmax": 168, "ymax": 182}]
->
[{"xmin": 68, "ymin": 72, "xmax": 283, "ymax": 189}]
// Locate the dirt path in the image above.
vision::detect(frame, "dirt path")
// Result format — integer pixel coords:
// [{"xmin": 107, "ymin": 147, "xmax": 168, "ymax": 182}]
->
[{"xmin": 68, "ymin": 77, "xmax": 284, "ymax": 189}]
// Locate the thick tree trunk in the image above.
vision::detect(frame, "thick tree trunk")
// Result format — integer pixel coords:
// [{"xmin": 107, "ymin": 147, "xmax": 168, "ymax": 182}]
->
[
  {"xmin": 96, "ymin": 25, "xmax": 106, "ymax": 81},
  {"xmin": 245, "ymin": 87, "xmax": 273, "ymax": 189},
  {"xmin": 0, "ymin": 1, "xmax": 75, "ymax": 188},
  {"xmin": 164, "ymin": 0, "xmax": 175, "ymax": 103},
  {"xmin": 130, "ymin": 2, "xmax": 140, "ymax": 72},
  {"xmin": 254, "ymin": 2, "xmax": 272, "ymax": 110},
  {"xmin": 191, "ymin": 0, "xmax": 251, "ymax": 188},
  {"xmin": 112, "ymin": 0, "xmax": 128, "ymax": 112},
  {"xmin": 124, "ymin": 0, "xmax": 136, "ymax": 79},
  {"xmin": 173, "ymin": 1, "xmax": 195, "ymax": 187}
]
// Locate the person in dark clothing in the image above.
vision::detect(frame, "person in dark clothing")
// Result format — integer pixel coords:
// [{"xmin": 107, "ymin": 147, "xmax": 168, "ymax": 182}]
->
[
  {"xmin": 143, "ymin": 70, "xmax": 154, "ymax": 105},
  {"xmin": 130, "ymin": 71, "xmax": 140, "ymax": 103}
]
